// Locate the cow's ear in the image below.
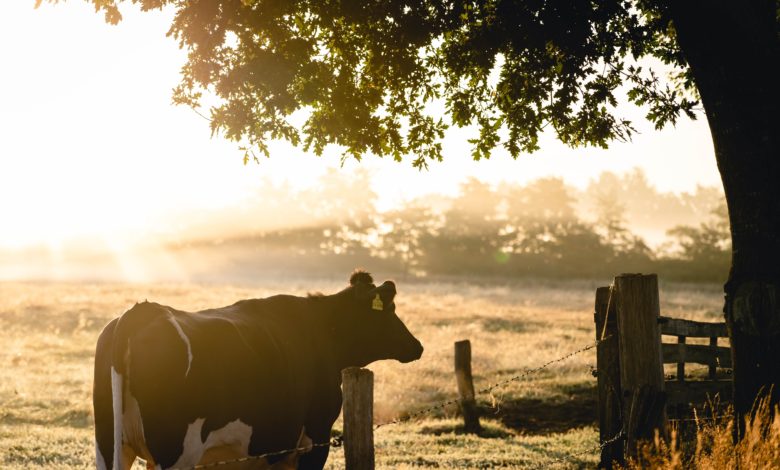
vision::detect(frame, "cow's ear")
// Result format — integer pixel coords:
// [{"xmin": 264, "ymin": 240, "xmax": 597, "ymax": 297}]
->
[
  {"xmin": 370, "ymin": 281, "xmax": 396, "ymax": 311},
  {"xmin": 377, "ymin": 281, "xmax": 396, "ymax": 298}
]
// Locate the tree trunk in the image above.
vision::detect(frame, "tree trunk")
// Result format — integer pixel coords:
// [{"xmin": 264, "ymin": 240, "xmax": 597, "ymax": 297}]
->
[{"xmin": 669, "ymin": 0, "xmax": 780, "ymax": 434}]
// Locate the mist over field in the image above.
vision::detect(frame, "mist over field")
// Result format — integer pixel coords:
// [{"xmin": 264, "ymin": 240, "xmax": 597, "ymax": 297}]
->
[{"xmin": 0, "ymin": 168, "xmax": 728, "ymax": 285}]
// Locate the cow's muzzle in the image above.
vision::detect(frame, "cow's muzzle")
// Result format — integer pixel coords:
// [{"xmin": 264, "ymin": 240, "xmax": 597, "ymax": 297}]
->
[{"xmin": 398, "ymin": 340, "xmax": 424, "ymax": 363}]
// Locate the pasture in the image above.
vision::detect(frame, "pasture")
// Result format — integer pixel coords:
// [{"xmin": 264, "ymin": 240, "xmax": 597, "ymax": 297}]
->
[{"xmin": 0, "ymin": 277, "xmax": 724, "ymax": 469}]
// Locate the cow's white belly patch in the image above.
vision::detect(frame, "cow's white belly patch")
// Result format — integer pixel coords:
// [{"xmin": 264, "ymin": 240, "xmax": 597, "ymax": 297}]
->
[
  {"xmin": 167, "ymin": 421, "xmax": 311, "ymax": 470},
  {"xmin": 170, "ymin": 418, "xmax": 253, "ymax": 469},
  {"xmin": 124, "ymin": 404, "xmax": 309, "ymax": 470}
]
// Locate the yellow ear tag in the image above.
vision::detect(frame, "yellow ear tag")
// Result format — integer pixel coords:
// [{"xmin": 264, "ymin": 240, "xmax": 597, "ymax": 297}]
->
[{"xmin": 372, "ymin": 294, "xmax": 383, "ymax": 311}]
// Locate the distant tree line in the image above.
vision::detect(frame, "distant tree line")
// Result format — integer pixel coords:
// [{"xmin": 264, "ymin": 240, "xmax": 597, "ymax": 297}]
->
[{"xmin": 175, "ymin": 169, "xmax": 729, "ymax": 282}]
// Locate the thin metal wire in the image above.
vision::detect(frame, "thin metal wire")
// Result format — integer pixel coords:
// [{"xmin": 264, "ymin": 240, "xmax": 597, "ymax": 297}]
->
[
  {"xmin": 669, "ymin": 414, "xmax": 731, "ymax": 423},
  {"xmin": 535, "ymin": 427, "xmax": 625, "ymax": 468},
  {"xmin": 537, "ymin": 413, "xmax": 733, "ymax": 468},
  {"xmin": 374, "ymin": 336, "xmax": 610, "ymax": 431},
  {"xmin": 159, "ymin": 436, "xmax": 343, "ymax": 470},
  {"xmin": 140, "ymin": 337, "xmax": 610, "ymax": 469}
]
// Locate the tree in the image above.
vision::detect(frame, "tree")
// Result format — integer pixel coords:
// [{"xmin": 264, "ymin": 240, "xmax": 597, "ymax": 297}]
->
[
  {"xmin": 61, "ymin": 0, "xmax": 778, "ymax": 427},
  {"xmin": 432, "ymin": 178, "xmax": 505, "ymax": 274},
  {"xmin": 667, "ymin": 203, "xmax": 730, "ymax": 264}
]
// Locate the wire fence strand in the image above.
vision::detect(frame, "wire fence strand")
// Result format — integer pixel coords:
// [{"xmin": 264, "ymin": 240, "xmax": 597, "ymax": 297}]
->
[
  {"xmin": 535, "ymin": 427, "xmax": 626, "ymax": 469},
  {"xmin": 374, "ymin": 336, "xmax": 610, "ymax": 431},
  {"xmin": 155, "ymin": 436, "xmax": 343, "ymax": 470},
  {"xmin": 141, "ymin": 337, "xmax": 610, "ymax": 469}
]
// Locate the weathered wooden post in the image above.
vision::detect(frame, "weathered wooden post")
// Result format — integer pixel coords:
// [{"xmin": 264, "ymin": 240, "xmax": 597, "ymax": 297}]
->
[
  {"xmin": 613, "ymin": 273, "xmax": 668, "ymax": 457},
  {"xmin": 454, "ymin": 340, "xmax": 481, "ymax": 433},
  {"xmin": 594, "ymin": 286, "xmax": 624, "ymax": 467},
  {"xmin": 342, "ymin": 367, "xmax": 374, "ymax": 470}
]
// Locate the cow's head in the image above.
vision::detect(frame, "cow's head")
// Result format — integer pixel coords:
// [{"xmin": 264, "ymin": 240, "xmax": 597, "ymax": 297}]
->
[{"xmin": 336, "ymin": 270, "xmax": 423, "ymax": 367}]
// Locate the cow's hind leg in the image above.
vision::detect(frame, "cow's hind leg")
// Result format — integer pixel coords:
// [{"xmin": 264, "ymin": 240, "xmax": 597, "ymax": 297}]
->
[{"xmin": 121, "ymin": 446, "xmax": 139, "ymax": 470}]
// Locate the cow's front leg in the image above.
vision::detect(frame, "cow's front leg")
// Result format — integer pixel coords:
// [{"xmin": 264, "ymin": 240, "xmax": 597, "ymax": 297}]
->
[
  {"xmin": 298, "ymin": 380, "xmax": 342, "ymax": 470},
  {"xmin": 296, "ymin": 429, "xmax": 330, "ymax": 470}
]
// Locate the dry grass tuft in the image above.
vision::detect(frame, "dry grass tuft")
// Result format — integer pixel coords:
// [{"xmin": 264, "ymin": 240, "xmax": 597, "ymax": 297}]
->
[{"xmin": 627, "ymin": 399, "xmax": 780, "ymax": 469}]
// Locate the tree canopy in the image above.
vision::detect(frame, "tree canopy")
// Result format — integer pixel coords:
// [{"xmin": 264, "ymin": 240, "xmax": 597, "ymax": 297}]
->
[{"xmin": 54, "ymin": 0, "xmax": 701, "ymax": 167}]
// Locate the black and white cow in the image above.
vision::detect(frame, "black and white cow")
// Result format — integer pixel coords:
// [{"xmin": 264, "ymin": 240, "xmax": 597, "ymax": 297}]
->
[{"xmin": 93, "ymin": 270, "xmax": 423, "ymax": 469}]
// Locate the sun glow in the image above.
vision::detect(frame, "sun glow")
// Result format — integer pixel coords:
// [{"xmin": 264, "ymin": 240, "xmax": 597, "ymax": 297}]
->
[{"xmin": 0, "ymin": 1, "xmax": 722, "ymax": 280}]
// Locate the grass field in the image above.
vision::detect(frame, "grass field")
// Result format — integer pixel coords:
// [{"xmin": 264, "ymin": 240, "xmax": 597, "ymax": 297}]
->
[{"xmin": 0, "ymin": 276, "xmax": 725, "ymax": 469}]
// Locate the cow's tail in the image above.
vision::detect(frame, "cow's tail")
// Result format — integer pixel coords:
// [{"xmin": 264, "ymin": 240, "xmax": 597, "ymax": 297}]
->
[{"xmin": 110, "ymin": 301, "xmax": 168, "ymax": 470}]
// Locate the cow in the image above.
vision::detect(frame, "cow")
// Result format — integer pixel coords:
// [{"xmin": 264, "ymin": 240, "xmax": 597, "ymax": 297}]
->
[{"xmin": 93, "ymin": 270, "xmax": 423, "ymax": 470}]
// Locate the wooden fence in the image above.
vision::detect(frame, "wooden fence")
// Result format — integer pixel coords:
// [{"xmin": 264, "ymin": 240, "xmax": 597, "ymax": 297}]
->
[
  {"xmin": 594, "ymin": 273, "xmax": 733, "ymax": 468},
  {"xmin": 340, "ymin": 273, "xmax": 732, "ymax": 470},
  {"xmin": 341, "ymin": 340, "xmax": 483, "ymax": 470},
  {"xmin": 658, "ymin": 316, "xmax": 732, "ymax": 411}
]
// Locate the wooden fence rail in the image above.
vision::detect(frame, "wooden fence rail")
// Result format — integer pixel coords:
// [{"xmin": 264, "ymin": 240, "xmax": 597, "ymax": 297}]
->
[
  {"xmin": 658, "ymin": 316, "xmax": 731, "ymax": 381},
  {"xmin": 661, "ymin": 342, "xmax": 731, "ymax": 371},
  {"xmin": 658, "ymin": 316, "xmax": 732, "ymax": 409}
]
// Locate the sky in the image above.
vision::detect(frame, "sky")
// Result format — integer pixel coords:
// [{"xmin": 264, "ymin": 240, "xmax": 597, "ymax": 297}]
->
[{"xmin": 0, "ymin": 1, "xmax": 722, "ymax": 250}]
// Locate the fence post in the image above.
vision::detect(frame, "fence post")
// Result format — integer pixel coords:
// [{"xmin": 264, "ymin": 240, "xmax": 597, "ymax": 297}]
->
[
  {"xmin": 613, "ymin": 273, "xmax": 668, "ymax": 457},
  {"xmin": 454, "ymin": 340, "xmax": 481, "ymax": 434},
  {"xmin": 677, "ymin": 335, "xmax": 687, "ymax": 382},
  {"xmin": 342, "ymin": 367, "xmax": 374, "ymax": 470},
  {"xmin": 708, "ymin": 336, "xmax": 718, "ymax": 380},
  {"xmin": 594, "ymin": 286, "xmax": 624, "ymax": 468}
]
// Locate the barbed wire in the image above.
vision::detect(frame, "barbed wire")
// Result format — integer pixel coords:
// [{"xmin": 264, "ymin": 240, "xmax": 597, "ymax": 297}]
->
[
  {"xmin": 535, "ymin": 427, "xmax": 625, "ymax": 469},
  {"xmin": 374, "ymin": 336, "xmax": 611, "ymax": 431},
  {"xmin": 669, "ymin": 414, "xmax": 731, "ymax": 423},
  {"xmin": 142, "ymin": 336, "xmax": 611, "ymax": 469},
  {"xmin": 155, "ymin": 436, "xmax": 343, "ymax": 470}
]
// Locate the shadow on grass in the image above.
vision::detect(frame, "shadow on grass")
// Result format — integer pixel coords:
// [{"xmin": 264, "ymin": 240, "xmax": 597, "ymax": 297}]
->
[
  {"xmin": 429, "ymin": 315, "xmax": 547, "ymax": 334},
  {"xmin": 482, "ymin": 382, "xmax": 598, "ymax": 436},
  {"xmin": 0, "ymin": 407, "xmax": 92, "ymax": 429},
  {"xmin": 517, "ymin": 441, "xmax": 594, "ymax": 469},
  {"xmin": 418, "ymin": 421, "xmax": 513, "ymax": 439}
]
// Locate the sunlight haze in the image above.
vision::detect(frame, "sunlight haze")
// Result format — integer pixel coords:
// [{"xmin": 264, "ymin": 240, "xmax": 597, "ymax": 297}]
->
[{"xmin": 1, "ymin": 1, "xmax": 721, "ymax": 251}]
